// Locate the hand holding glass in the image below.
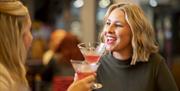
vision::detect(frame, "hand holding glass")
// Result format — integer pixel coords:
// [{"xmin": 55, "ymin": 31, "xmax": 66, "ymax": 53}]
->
[{"xmin": 71, "ymin": 60, "xmax": 102, "ymax": 89}]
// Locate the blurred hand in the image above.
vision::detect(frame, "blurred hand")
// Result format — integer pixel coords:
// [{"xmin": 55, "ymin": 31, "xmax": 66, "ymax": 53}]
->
[
  {"xmin": 67, "ymin": 75, "xmax": 96, "ymax": 91},
  {"xmin": 73, "ymin": 73, "xmax": 96, "ymax": 81},
  {"xmin": 73, "ymin": 73, "xmax": 78, "ymax": 81}
]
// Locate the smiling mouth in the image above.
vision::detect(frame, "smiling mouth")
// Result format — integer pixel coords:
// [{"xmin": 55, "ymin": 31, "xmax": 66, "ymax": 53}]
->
[{"xmin": 106, "ymin": 36, "xmax": 116, "ymax": 44}]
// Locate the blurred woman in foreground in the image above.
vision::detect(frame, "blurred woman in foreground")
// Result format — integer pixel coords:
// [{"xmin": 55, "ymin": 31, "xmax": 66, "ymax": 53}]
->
[{"xmin": 0, "ymin": 0, "xmax": 95, "ymax": 91}]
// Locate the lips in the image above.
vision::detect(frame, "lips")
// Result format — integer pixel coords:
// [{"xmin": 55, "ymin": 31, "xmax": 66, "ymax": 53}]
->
[{"xmin": 106, "ymin": 36, "xmax": 116, "ymax": 45}]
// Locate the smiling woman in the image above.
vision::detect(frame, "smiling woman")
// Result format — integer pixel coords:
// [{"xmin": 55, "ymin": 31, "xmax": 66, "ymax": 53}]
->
[{"xmin": 95, "ymin": 1, "xmax": 179, "ymax": 91}]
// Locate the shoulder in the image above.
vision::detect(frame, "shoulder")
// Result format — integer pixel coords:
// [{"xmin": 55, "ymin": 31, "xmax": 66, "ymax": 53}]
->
[
  {"xmin": 135, "ymin": 53, "xmax": 166, "ymax": 70},
  {"xmin": 148, "ymin": 53, "xmax": 165, "ymax": 65},
  {"xmin": 0, "ymin": 63, "xmax": 14, "ymax": 90},
  {"xmin": 147, "ymin": 53, "xmax": 168, "ymax": 74}
]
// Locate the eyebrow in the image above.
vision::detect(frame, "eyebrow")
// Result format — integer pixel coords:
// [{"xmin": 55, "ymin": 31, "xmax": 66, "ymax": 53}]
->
[{"xmin": 107, "ymin": 19, "xmax": 125, "ymax": 25}]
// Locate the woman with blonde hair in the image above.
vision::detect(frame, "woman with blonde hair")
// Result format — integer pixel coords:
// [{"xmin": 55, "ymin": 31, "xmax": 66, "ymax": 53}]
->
[
  {"xmin": 0, "ymin": 0, "xmax": 32, "ymax": 90},
  {"xmin": 95, "ymin": 1, "xmax": 178, "ymax": 91},
  {"xmin": 0, "ymin": 0, "xmax": 95, "ymax": 91}
]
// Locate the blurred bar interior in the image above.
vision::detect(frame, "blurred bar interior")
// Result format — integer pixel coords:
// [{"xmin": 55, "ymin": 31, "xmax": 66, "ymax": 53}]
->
[{"xmin": 21, "ymin": 0, "xmax": 180, "ymax": 91}]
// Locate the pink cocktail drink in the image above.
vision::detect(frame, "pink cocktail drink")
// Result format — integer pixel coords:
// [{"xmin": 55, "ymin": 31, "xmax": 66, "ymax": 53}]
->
[
  {"xmin": 84, "ymin": 55, "xmax": 100, "ymax": 64},
  {"xmin": 71, "ymin": 60, "xmax": 102, "ymax": 89},
  {"xmin": 77, "ymin": 71, "xmax": 95, "ymax": 80},
  {"xmin": 78, "ymin": 42, "xmax": 106, "ymax": 64}
]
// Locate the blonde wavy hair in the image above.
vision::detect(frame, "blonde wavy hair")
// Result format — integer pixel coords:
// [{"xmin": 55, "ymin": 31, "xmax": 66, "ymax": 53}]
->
[
  {"xmin": 101, "ymin": 2, "xmax": 159, "ymax": 65},
  {"xmin": 0, "ymin": 0, "xmax": 29, "ymax": 87}
]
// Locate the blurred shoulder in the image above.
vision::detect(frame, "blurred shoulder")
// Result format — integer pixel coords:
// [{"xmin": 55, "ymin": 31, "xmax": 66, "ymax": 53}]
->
[{"xmin": 0, "ymin": 63, "xmax": 14, "ymax": 91}]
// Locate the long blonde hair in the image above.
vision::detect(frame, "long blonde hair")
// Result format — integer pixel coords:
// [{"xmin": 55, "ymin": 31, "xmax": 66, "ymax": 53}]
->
[
  {"xmin": 0, "ymin": 0, "xmax": 29, "ymax": 87},
  {"xmin": 101, "ymin": 2, "xmax": 159, "ymax": 65}
]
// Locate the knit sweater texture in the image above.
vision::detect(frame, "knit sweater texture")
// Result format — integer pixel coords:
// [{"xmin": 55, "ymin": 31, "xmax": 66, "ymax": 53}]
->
[{"xmin": 95, "ymin": 52, "xmax": 178, "ymax": 91}]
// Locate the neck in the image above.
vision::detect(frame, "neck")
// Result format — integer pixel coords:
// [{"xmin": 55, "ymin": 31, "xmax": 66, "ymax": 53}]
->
[{"xmin": 112, "ymin": 47, "xmax": 132, "ymax": 61}]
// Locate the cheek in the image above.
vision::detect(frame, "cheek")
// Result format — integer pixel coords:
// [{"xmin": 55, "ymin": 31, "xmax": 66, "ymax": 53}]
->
[
  {"xmin": 113, "ymin": 31, "xmax": 132, "ymax": 49},
  {"xmin": 23, "ymin": 31, "xmax": 33, "ymax": 50},
  {"xmin": 119, "ymin": 31, "xmax": 131, "ymax": 42}
]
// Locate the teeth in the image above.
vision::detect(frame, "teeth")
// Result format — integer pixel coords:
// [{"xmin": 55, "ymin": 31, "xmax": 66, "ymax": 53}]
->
[
  {"xmin": 107, "ymin": 37, "xmax": 114, "ymax": 39},
  {"xmin": 107, "ymin": 36, "xmax": 116, "ymax": 40},
  {"xmin": 107, "ymin": 38, "xmax": 116, "ymax": 44},
  {"xmin": 108, "ymin": 39, "xmax": 115, "ymax": 42}
]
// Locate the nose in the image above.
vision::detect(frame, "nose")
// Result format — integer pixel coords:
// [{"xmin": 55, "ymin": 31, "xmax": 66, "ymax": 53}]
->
[{"xmin": 106, "ymin": 25, "xmax": 115, "ymax": 33}]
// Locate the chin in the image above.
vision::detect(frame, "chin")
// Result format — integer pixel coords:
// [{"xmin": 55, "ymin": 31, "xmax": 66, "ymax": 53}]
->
[{"xmin": 105, "ymin": 46, "xmax": 114, "ymax": 52}]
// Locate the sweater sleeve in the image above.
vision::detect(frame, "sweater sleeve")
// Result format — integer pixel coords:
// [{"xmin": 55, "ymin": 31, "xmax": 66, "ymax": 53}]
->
[{"xmin": 156, "ymin": 59, "xmax": 178, "ymax": 91}]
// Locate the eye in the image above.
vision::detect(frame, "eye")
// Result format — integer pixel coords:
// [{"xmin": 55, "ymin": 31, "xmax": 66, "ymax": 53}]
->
[
  {"xmin": 115, "ymin": 24, "xmax": 123, "ymax": 27},
  {"xmin": 105, "ymin": 21, "xmax": 110, "ymax": 25}
]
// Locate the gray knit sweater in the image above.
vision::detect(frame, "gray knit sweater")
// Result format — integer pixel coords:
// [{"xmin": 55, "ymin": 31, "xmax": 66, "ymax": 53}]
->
[{"xmin": 95, "ymin": 52, "xmax": 178, "ymax": 91}]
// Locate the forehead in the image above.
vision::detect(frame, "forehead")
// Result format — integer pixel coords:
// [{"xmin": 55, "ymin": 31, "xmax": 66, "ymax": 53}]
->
[{"xmin": 108, "ymin": 8, "xmax": 127, "ymax": 23}]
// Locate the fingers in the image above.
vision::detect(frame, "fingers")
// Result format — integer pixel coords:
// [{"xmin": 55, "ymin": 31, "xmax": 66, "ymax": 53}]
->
[
  {"xmin": 87, "ymin": 82, "xmax": 94, "ymax": 91},
  {"xmin": 68, "ymin": 75, "xmax": 96, "ymax": 91},
  {"xmin": 82, "ymin": 75, "xmax": 96, "ymax": 83},
  {"xmin": 73, "ymin": 73, "xmax": 78, "ymax": 82},
  {"xmin": 73, "ymin": 73, "xmax": 96, "ymax": 82},
  {"xmin": 79, "ymin": 78, "xmax": 94, "ymax": 91},
  {"xmin": 79, "ymin": 75, "xmax": 96, "ymax": 91}
]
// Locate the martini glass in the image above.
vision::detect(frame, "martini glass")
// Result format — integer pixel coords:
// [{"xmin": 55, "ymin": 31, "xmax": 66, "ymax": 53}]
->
[
  {"xmin": 70, "ymin": 60, "xmax": 102, "ymax": 89},
  {"xmin": 78, "ymin": 42, "xmax": 106, "ymax": 64}
]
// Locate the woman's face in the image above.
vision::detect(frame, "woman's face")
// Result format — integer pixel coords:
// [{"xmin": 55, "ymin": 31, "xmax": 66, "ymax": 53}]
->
[
  {"xmin": 103, "ymin": 8, "xmax": 132, "ymax": 53},
  {"xmin": 23, "ymin": 15, "xmax": 33, "ymax": 50}
]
